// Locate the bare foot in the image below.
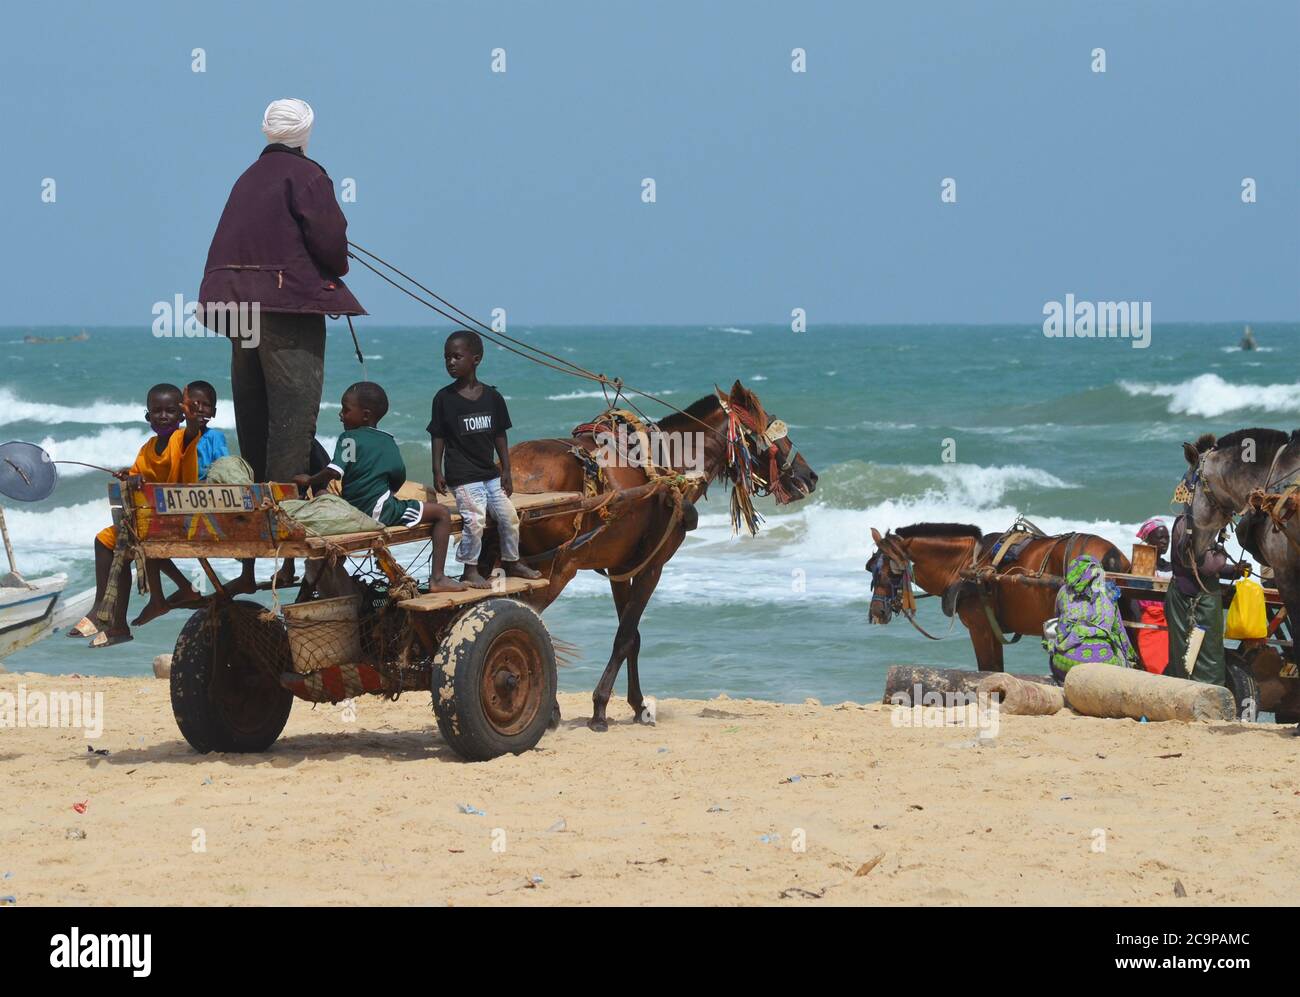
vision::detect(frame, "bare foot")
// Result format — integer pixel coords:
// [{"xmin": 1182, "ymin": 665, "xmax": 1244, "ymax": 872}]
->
[
  {"xmin": 460, "ymin": 569, "xmax": 492, "ymax": 590},
  {"xmin": 223, "ymin": 575, "xmax": 259, "ymax": 596},
  {"xmin": 502, "ymin": 561, "xmax": 542, "ymax": 580},
  {"xmin": 131, "ymin": 599, "xmax": 172, "ymax": 627},
  {"xmin": 428, "ymin": 574, "xmax": 467, "ymax": 593},
  {"xmin": 166, "ymin": 584, "xmax": 205, "ymax": 609}
]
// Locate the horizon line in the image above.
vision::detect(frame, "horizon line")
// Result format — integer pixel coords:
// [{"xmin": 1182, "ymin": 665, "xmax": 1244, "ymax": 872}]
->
[{"xmin": 3, "ymin": 320, "xmax": 1296, "ymax": 332}]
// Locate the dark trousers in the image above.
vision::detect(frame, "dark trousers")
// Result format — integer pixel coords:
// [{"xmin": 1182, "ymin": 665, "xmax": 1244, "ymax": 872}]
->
[
  {"xmin": 1165, "ymin": 583, "xmax": 1227, "ymax": 685},
  {"xmin": 230, "ymin": 311, "xmax": 326, "ymax": 482}
]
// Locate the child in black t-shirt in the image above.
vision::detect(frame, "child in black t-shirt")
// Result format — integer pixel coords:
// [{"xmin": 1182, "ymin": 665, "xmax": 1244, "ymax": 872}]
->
[{"xmin": 428, "ymin": 330, "xmax": 542, "ymax": 589}]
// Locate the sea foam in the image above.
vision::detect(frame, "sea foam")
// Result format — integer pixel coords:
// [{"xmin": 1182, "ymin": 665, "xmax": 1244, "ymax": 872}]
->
[{"xmin": 1120, "ymin": 373, "xmax": 1300, "ymax": 418}]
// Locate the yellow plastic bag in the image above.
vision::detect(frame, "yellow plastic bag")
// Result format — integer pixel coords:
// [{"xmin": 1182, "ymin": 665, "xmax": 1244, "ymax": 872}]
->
[{"xmin": 1225, "ymin": 577, "xmax": 1268, "ymax": 639}]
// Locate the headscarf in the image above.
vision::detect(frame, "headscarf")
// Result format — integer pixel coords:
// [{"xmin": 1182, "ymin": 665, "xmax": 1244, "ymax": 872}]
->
[
  {"xmin": 1136, "ymin": 518, "xmax": 1166, "ymax": 541},
  {"xmin": 261, "ymin": 98, "xmax": 314, "ymax": 150},
  {"xmin": 1065, "ymin": 554, "xmax": 1105, "ymax": 596}
]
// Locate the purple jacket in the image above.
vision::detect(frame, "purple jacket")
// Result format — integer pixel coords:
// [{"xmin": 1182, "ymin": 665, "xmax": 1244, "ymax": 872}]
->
[{"xmin": 198, "ymin": 145, "xmax": 365, "ymax": 319}]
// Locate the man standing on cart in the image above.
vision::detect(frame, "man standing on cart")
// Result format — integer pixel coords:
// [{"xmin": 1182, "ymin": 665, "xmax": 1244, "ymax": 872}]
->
[{"xmin": 198, "ymin": 98, "xmax": 364, "ymax": 589}]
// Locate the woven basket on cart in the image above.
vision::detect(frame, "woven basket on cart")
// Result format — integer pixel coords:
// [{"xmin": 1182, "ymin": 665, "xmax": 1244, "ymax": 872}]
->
[{"xmin": 282, "ymin": 594, "xmax": 363, "ymax": 675}]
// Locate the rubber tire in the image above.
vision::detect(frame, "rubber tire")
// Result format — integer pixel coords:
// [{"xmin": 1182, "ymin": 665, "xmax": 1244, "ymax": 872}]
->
[
  {"xmin": 171, "ymin": 601, "xmax": 294, "ymax": 753},
  {"xmin": 432, "ymin": 598, "xmax": 557, "ymax": 761},
  {"xmin": 1224, "ymin": 657, "xmax": 1261, "ymax": 722}
]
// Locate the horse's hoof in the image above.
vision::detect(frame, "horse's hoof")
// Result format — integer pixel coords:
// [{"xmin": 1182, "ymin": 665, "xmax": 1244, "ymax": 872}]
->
[
  {"xmin": 587, "ymin": 718, "xmax": 609, "ymax": 733},
  {"xmin": 549, "ymin": 701, "xmax": 562, "ymax": 729},
  {"xmin": 633, "ymin": 699, "xmax": 657, "ymax": 726}
]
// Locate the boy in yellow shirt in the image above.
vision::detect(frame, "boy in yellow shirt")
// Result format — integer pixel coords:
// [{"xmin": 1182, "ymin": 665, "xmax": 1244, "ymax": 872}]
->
[{"xmin": 71, "ymin": 384, "xmax": 205, "ymax": 647}]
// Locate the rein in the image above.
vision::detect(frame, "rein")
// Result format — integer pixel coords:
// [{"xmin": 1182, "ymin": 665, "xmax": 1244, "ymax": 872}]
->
[{"xmin": 345, "ymin": 241, "xmax": 727, "ymax": 441}]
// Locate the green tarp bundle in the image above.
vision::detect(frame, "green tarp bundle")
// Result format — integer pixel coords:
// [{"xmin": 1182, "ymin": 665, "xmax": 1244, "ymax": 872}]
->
[
  {"xmin": 279, "ymin": 494, "xmax": 381, "ymax": 535},
  {"xmin": 205, "ymin": 455, "xmax": 255, "ymax": 485},
  {"xmin": 206, "ymin": 457, "xmax": 379, "ymax": 535}
]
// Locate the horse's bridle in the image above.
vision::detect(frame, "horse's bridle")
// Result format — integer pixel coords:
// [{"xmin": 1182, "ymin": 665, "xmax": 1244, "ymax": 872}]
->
[
  {"xmin": 720, "ymin": 395, "xmax": 803, "ymax": 500},
  {"xmin": 1180, "ymin": 448, "xmax": 1242, "ymax": 593},
  {"xmin": 867, "ymin": 534, "xmax": 958, "ymax": 640},
  {"xmin": 1189, "ymin": 452, "xmax": 1239, "ymax": 521},
  {"xmin": 866, "ymin": 541, "xmax": 908, "ymax": 618}
]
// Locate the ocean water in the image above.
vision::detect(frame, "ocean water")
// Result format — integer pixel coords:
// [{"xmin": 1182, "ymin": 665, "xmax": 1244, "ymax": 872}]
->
[{"xmin": 2, "ymin": 322, "xmax": 1297, "ymax": 704}]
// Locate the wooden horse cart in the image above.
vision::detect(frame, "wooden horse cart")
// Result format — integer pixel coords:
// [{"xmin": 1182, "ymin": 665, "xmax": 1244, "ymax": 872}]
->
[{"xmin": 108, "ymin": 476, "xmax": 592, "ymax": 760}]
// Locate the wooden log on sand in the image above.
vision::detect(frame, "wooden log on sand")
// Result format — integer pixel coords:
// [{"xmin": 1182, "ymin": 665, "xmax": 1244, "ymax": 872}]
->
[
  {"xmin": 976, "ymin": 673, "xmax": 1065, "ymax": 715},
  {"xmin": 1063, "ymin": 662, "xmax": 1236, "ymax": 723},
  {"xmin": 882, "ymin": 665, "xmax": 1058, "ymax": 705}
]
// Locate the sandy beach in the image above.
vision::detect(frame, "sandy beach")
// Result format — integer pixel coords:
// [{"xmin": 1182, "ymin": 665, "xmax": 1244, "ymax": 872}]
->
[{"xmin": 1, "ymin": 671, "xmax": 1296, "ymax": 906}]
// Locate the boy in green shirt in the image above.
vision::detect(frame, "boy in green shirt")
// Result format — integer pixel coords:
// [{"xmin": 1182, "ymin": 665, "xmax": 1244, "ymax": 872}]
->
[{"xmin": 295, "ymin": 382, "xmax": 463, "ymax": 592}]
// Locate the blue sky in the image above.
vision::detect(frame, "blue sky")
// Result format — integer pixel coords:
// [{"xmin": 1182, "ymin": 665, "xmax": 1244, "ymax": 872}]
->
[{"xmin": 2, "ymin": 0, "xmax": 1296, "ymax": 326}]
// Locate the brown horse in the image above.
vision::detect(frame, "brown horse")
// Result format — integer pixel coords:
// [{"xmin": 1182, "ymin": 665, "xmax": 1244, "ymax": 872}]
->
[
  {"xmin": 866, "ymin": 522, "xmax": 1130, "ymax": 671},
  {"xmin": 508, "ymin": 381, "xmax": 818, "ymax": 730}
]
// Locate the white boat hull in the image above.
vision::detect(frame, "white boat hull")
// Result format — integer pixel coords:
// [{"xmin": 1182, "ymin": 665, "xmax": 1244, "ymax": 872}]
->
[{"xmin": 0, "ymin": 575, "xmax": 95, "ymax": 660}]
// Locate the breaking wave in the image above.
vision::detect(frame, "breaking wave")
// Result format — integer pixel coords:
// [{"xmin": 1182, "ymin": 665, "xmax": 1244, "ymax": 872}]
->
[{"xmin": 1119, "ymin": 374, "xmax": 1300, "ymax": 419}]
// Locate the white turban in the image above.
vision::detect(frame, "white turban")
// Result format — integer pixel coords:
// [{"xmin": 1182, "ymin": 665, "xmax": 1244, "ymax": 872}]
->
[{"xmin": 261, "ymin": 98, "xmax": 314, "ymax": 150}]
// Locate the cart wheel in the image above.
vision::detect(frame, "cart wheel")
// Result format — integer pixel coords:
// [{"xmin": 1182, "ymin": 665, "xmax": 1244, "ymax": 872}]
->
[
  {"xmin": 1224, "ymin": 657, "xmax": 1261, "ymax": 722},
  {"xmin": 171, "ymin": 601, "xmax": 293, "ymax": 753},
  {"xmin": 432, "ymin": 598, "xmax": 557, "ymax": 761}
]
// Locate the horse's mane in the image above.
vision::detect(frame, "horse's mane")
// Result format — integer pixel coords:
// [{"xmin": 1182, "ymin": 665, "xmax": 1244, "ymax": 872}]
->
[
  {"xmin": 894, "ymin": 522, "xmax": 984, "ymax": 540},
  {"xmin": 656, "ymin": 393, "xmax": 721, "ymax": 430},
  {"xmin": 1213, "ymin": 428, "xmax": 1300, "ymax": 461}
]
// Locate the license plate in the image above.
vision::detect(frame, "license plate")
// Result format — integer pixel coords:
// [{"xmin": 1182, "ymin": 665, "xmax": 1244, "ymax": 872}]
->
[{"xmin": 153, "ymin": 485, "xmax": 255, "ymax": 515}]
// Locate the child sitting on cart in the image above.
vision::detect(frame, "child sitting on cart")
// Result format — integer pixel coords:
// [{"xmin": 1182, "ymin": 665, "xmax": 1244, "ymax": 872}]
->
[
  {"xmin": 184, "ymin": 379, "xmax": 231, "ymax": 481},
  {"xmin": 294, "ymin": 382, "xmax": 464, "ymax": 593},
  {"xmin": 70, "ymin": 383, "xmax": 207, "ymax": 646}
]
